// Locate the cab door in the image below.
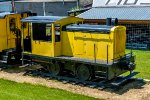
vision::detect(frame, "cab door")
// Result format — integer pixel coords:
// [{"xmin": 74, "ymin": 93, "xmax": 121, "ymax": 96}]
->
[
  {"xmin": 31, "ymin": 23, "xmax": 53, "ymax": 57},
  {"xmin": 8, "ymin": 17, "xmax": 17, "ymax": 49}
]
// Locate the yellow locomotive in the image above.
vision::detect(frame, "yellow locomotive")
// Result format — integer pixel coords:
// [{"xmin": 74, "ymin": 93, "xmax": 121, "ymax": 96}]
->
[
  {"xmin": 21, "ymin": 16, "xmax": 135, "ymax": 81},
  {"xmin": 0, "ymin": 12, "xmax": 34, "ymax": 64}
]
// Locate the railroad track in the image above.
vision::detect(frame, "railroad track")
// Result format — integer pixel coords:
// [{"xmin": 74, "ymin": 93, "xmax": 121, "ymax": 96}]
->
[
  {"xmin": 25, "ymin": 68, "xmax": 108, "ymax": 89},
  {"xmin": 0, "ymin": 63, "xmax": 140, "ymax": 90},
  {"xmin": 23, "ymin": 66, "xmax": 139, "ymax": 90}
]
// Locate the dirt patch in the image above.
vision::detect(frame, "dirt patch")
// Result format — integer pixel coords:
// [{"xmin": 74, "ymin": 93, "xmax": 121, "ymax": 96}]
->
[{"xmin": 0, "ymin": 66, "xmax": 150, "ymax": 100}]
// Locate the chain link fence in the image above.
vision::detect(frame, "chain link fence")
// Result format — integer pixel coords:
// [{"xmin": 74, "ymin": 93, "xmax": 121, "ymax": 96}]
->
[{"xmin": 121, "ymin": 24, "xmax": 150, "ymax": 50}]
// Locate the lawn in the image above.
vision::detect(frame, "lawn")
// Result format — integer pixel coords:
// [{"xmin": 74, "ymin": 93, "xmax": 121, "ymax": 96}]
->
[
  {"xmin": 0, "ymin": 79, "xmax": 99, "ymax": 100},
  {"xmin": 126, "ymin": 49, "xmax": 150, "ymax": 79}
]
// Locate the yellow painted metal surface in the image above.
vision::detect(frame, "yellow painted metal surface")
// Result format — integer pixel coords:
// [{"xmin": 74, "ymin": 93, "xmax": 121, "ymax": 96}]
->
[
  {"xmin": 32, "ymin": 41, "xmax": 52, "ymax": 57},
  {"xmin": 0, "ymin": 19, "xmax": 7, "ymax": 52},
  {"xmin": 61, "ymin": 31, "xmax": 74, "ymax": 56},
  {"xmin": 0, "ymin": 13, "xmax": 30, "ymax": 52},
  {"xmin": 61, "ymin": 26, "xmax": 126, "ymax": 62},
  {"xmin": 54, "ymin": 42, "xmax": 61, "ymax": 56},
  {"xmin": 55, "ymin": 16, "xmax": 84, "ymax": 26},
  {"xmin": 113, "ymin": 26, "xmax": 126, "ymax": 59}
]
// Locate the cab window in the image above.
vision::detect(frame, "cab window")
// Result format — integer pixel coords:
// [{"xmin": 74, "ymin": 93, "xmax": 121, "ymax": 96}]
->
[
  {"xmin": 9, "ymin": 18, "xmax": 16, "ymax": 32},
  {"xmin": 32, "ymin": 23, "xmax": 52, "ymax": 41}
]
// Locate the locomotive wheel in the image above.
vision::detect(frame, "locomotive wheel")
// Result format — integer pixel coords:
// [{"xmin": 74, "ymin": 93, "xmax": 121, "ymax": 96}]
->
[
  {"xmin": 76, "ymin": 64, "xmax": 92, "ymax": 81},
  {"xmin": 47, "ymin": 62, "xmax": 61, "ymax": 76}
]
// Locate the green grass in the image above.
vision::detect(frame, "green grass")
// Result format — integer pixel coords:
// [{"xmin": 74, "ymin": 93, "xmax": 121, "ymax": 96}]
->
[
  {"xmin": 126, "ymin": 49, "xmax": 150, "ymax": 79},
  {"xmin": 0, "ymin": 79, "xmax": 100, "ymax": 100}
]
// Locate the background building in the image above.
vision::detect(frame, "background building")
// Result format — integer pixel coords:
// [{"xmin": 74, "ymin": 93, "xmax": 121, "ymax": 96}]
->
[
  {"xmin": 92, "ymin": 0, "xmax": 150, "ymax": 7},
  {"xmin": 80, "ymin": 0, "xmax": 93, "ymax": 7},
  {"xmin": 78, "ymin": 0, "xmax": 150, "ymax": 50},
  {"xmin": 15, "ymin": 0, "xmax": 77, "ymax": 16},
  {"xmin": 0, "ymin": 1, "xmax": 12, "ymax": 12}
]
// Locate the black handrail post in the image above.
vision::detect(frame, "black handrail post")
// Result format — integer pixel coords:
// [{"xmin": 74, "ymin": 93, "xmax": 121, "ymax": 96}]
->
[
  {"xmin": 107, "ymin": 45, "xmax": 109, "ymax": 64},
  {"xmin": 94, "ymin": 43, "xmax": 96, "ymax": 63}
]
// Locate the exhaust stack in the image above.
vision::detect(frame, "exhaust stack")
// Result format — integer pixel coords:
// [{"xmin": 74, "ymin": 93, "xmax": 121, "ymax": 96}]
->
[{"xmin": 106, "ymin": 18, "xmax": 118, "ymax": 26}]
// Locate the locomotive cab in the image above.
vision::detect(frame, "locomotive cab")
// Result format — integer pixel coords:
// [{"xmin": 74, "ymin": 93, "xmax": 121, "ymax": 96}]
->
[{"xmin": 21, "ymin": 16, "xmax": 83, "ymax": 57}]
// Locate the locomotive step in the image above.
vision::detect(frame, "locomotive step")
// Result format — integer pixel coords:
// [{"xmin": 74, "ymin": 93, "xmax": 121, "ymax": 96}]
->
[
  {"xmin": 95, "ymin": 71, "xmax": 107, "ymax": 74},
  {"xmin": 95, "ymin": 71, "xmax": 107, "ymax": 76},
  {"xmin": 2, "ymin": 48, "xmax": 15, "ymax": 53},
  {"xmin": 1, "ymin": 55, "xmax": 8, "ymax": 61},
  {"xmin": 0, "ymin": 60, "xmax": 7, "ymax": 64},
  {"xmin": 111, "ymin": 72, "xmax": 139, "ymax": 86},
  {"xmin": 94, "ymin": 75, "xmax": 107, "ymax": 79},
  {"xmin": 1, "ymin": 49, "xmax": 15, "ymax": 55}
]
